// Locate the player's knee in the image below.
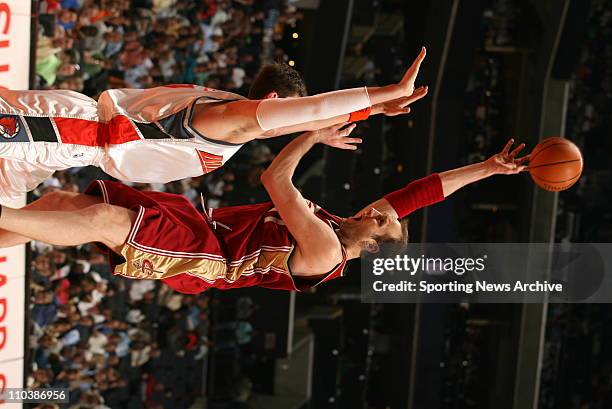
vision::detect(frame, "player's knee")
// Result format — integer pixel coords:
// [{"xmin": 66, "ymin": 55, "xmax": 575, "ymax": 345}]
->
[
  {"xmin": 80, "ymin": 204, "xmax": 127, "ymax": 233},
  {"xmin": 80, "ymin": 204, "xmax": 134, "ymax": 247},
  {"xmin": 80, "ymin": 203, "xmax": 116, "ymax": 227}
]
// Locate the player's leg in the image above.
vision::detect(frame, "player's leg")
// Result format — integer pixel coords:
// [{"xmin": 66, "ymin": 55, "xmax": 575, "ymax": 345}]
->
[
  {"xmin": 0, "ymin": 201, "xmax": 136, "ymax": 251},
  {"xmin": 0, "ymin": 191, "xmax": 103, "ymax": 247}
]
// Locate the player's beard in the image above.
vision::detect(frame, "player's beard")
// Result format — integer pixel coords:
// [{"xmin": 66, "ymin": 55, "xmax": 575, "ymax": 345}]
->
[{"xmin": 337, "ymin": 219, "xmax": 368, "ymax": 248}]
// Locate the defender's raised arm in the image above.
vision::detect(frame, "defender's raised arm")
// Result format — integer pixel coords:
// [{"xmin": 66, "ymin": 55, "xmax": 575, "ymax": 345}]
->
[{"xmin": 192, "ymin": 48, "xmax": 428, "ymax": 144}]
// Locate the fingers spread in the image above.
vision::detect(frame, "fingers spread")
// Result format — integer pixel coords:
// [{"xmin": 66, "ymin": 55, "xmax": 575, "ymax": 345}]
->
[
  {"xmin": 334, "ymin": 122, "xmax": 350, "ymax": 131},
  {"xmin": 509, "ymin": 143, "xmax": 526, "ymax": 158},
  {"xmin": 516, "ymin": 154, "xmax": 531, "ymax": 165},
  {"xmin": 339, "ymin": 144, "xmax": 358, "ymax": 150},
  {"xmin": 502, "ymin": 138, "xmax": 514, "ymax": 155},
  {"xmin": 396, "ymin": 96, "xmax": 411, "ymax": 108},
  {"xmin": 405, "ymin": 86, "xmax": 429, "ymax": 104}
]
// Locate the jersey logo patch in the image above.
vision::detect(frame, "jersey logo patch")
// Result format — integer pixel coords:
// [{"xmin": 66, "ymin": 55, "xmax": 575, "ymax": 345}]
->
[
  {"xmin": 132, "ymin": 259, "xmax": 161, "ymax": 276},
  {"xmin": 0, "ymin": 115, "xmax": 20, "ymax": 139},
  {"xmin": 197, "ymin": 150, "xmax": 223, "ymax": 173}
]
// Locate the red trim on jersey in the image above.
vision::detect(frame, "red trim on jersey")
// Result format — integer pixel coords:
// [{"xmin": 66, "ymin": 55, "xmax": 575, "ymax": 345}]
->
[
  {"xmin": 197, "ymin": 150, "xmax": 223, "ymax": 173},
  {"xmin": 163, "ymin": 84, "xmax": 198, "ymax": 88},
  {"xmin": 106, "ymin": 115, "xmax": 141, "ymax": 145},
  {"xmin": 53, "ymin": 117, "xmax": 102, "ymax": 146}
]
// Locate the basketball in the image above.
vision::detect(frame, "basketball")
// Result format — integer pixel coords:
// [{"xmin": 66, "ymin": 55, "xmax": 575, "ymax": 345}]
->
[{"xmin": 528, "ymin": 137, "xmax": 583, "ymax": 191}]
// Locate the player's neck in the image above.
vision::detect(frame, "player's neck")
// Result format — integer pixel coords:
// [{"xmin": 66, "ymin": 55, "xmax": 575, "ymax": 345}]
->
[{"xmin": 345, "ymin": 245, "xmax": 362, "ymax": 260}]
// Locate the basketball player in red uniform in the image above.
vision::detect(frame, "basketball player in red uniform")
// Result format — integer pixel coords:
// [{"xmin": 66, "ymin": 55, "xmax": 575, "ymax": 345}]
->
[
  {"xmin": 0, "ymin": 49, "xmax": 428, "ymax": 202},
  {"xmin": 0, "ymin": 126, "xmax": 529, "ymax": 293}
]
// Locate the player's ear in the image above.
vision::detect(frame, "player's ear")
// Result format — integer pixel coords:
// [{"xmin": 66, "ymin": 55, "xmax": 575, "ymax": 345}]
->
[
  {"xmin": 263, "ymin": 91, "xmax": 279, "ymax": 99},
  {"xmin": 361, "ymin": 239, "xmax": 380, "ymax": 254}
]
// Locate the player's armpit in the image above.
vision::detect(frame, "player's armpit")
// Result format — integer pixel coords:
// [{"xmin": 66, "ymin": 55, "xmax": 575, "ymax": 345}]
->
[
  {"xmin": 191, "ymin": 100, "xmax": 263, "ymax": 144},
  {"xmin": 265, "ymin": 188, "xmax": 343, "ymax": 273},
  {"xmin": 285, "ymin": 211, "xmax": 343, "ymax": 274},
  {"xmin": 291, "ymin": 238, "xmax": 343, "ymax": 277}
]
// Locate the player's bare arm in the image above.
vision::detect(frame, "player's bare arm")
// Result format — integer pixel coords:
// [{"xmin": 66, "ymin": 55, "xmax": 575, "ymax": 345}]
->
[
  {"xmin": 192, "ymin": 48, "xmax": 428, "ymax": 144},
  {"xmin": 438, "ymin": 138, "xmax": 529, "ymax": 195},
  {"xmin": 261, "ymin": 124, "xmax": 360, "ymax": 276}
]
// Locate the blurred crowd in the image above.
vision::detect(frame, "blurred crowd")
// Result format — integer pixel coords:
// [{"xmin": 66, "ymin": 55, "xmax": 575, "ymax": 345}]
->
[
  {"xmin": 462, "ymin": 0, "xmax": 530, "ymax": 165},
  {"xmin": 462, "ymin": 51, "xmax": 504, "ymax": 166},
  {"xmin": 455, "ymin": 0, "xmax": 520, "ymax": 243},
  {"xmin": 29, "ymin": 256, "xmax": 211, "ymax": 408},
  {"xmin": 29, "ymin": 0, "xmax": 300, "ymax": 408},
  {"xmin": 555, "ymin": 0, "xmax": 612, "ymax": 244},
  {"xmin": 435, "ymin": 1, "xmax": 525, "ymax": 405},
  {"xmin": 35, "ymin": 0, "xmax": 303, "ymax": 97},
  {"xmin": 482, "ymin": 0, "xmax": 523, "ymax": 47},
  {"xmin": 542, "ymin": 2, "xmax": 612, "ymax": 409}
]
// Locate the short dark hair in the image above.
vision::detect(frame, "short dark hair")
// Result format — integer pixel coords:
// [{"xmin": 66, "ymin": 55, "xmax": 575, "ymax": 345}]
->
[{"xmin": 248, "ymin": 63, "xmax": 307, "ymax": 99}]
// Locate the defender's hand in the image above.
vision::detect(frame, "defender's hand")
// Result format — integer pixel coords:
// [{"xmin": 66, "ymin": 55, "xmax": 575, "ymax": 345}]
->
[
  {"xmin": 485, "ymin": 138, "xmax": 531, "ymax": 175},
  {"xmin": 313, "ymin": 123, "xmax": 360, "ymax": 150},
  {"xmin": 399, "ymin": 47, "xmax": 427, "ymax": 96},
  {"xmin": 373, "ymin": 86, "xmax": 429, "ymax": 116}
]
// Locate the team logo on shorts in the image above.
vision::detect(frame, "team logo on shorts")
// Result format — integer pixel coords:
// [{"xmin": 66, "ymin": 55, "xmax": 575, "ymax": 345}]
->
[
  {"xmin": 132, "ymin": 259, "xmax": 159, "ymax": 276},
  {"xmin": 141, "ymin": 259, "xmax": 155, "ymax": 275},
  {"xmin": 0, "ymin": 116, "xmax": 20, "ymax": 139}
]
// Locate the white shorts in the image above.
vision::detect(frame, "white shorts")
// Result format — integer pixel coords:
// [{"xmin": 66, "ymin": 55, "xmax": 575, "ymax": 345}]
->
[{"xmin": 0, "ymin": 86, "xmax": 245, "ymax": 202}]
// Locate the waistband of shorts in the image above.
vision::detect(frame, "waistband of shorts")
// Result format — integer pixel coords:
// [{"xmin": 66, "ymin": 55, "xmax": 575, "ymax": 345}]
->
[{"xmin": 90, "ymin": 147, "xmax": 107, "ymax": 167}]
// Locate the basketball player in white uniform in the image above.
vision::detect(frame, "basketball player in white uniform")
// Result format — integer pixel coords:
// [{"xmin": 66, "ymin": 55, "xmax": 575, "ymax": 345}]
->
[{"xmin": 0, "ymin": 48, "xmax": 428, "ymax": 202}]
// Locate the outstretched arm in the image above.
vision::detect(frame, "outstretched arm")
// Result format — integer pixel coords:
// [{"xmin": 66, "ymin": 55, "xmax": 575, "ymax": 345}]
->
[
  {"xmin": 438, "ymin": 138, "xmax": 529, "ymax": 196},
  {"xmin": 192, "ymin": 48, "xmax": 427, "ymax": 144},
  {"xmin": 261, "ymin": 125, "xmax": 360, "ymax": 273},
  {"xmin": 359, "ymin": 139, "xmax": 530, "ymax": 219},
  {"xmin": 257, "ymin": 86, "xmax": 429, "ymax": 139}
]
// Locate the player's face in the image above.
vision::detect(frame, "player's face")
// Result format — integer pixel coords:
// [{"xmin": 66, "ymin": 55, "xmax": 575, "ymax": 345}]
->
[{"xmin": 345, "ymin": 208, "xmax": 403, "ymax": 242}]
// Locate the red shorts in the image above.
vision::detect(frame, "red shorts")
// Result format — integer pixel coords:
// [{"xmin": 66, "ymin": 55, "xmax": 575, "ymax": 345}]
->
[{"xmin": 86, "ymin": 180, "xmax": 226, "ymax": 294}]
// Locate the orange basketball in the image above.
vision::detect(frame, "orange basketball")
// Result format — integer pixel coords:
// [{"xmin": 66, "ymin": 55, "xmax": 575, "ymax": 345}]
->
[{"xmin": 528, "ymin": 137, "xmax": 583, "ymax": 191}]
